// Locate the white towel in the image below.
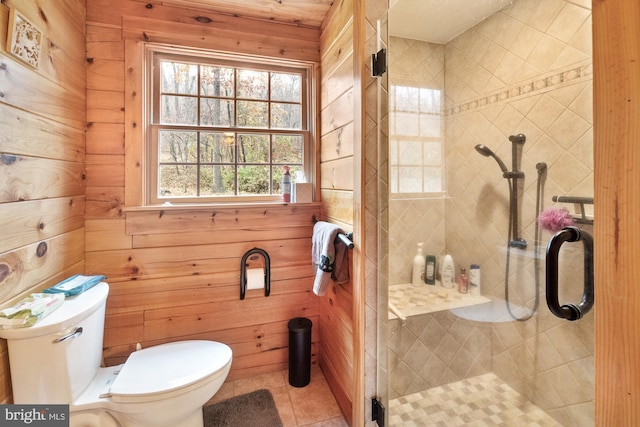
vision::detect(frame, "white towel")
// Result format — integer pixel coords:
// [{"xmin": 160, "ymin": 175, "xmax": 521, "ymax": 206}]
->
[{"xmin": 312, "ymin": 221, "xmax": 343, "ymax": 296}]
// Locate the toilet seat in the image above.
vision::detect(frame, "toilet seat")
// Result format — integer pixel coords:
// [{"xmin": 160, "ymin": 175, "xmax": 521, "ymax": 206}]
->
[{"xmin": 108, "ymin": 340, "xmax": 232, "ymax": 403}]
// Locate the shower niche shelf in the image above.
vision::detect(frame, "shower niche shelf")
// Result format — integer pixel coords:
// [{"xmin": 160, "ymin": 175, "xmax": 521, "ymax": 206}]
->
[{"xmin": 388, "ymin": 282, "xmax": 490, "ymax": 319}]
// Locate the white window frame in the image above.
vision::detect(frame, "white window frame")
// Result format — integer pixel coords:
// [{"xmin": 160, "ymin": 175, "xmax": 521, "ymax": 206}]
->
[{"xmin": 143, "ymin": 44, "xmax": 315, "ymax": 205}]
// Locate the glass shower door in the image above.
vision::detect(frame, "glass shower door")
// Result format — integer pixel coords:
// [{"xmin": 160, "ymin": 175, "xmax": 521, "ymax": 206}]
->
[{"xmin": 382, "ymin": 0, "xmax": 595, "ymax": 425}]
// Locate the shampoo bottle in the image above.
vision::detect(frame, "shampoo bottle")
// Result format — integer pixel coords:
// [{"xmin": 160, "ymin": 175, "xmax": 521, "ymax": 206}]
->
[
  {"xmin": 469, "ymin": 264, "xmax": 481, "ymax": 296},
  {"xmin": 424, "ymin": 255, "xmax": 436, "ymax": 285},
  {"xmin": 441, "ymin": 254, "xmax": 455, "ymax": 289},
  {"xmin": 412, "ymin": 243, "xmax": 426, "ymax": 287}
]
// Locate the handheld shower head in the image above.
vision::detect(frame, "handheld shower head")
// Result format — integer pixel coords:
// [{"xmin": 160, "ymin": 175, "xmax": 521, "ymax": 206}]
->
[
  {"xmin": 536, "ymin": 162, "xmax": 548, "ymax": 174},
  {"xmin": 475, "ymin": 144, "xmax": 509, "ymax": 173}
]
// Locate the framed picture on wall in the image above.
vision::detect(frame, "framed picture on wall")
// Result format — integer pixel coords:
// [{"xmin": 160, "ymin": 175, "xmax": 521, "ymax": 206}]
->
[{"xmin": 6, "ymin": 8, "xmax": 43, "ymax": 69}]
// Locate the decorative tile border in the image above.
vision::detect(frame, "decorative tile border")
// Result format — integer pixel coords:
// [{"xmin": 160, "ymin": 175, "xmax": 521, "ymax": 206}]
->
[{"xmin": 446, "ymin": 61, "xmax": 592, "ymax": 116}]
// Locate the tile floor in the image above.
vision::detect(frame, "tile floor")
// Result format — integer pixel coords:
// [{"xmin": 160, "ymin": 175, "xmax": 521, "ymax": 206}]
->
[
  {"xmin": 208, "ymin": 364, "xmax": 348, "ymax": 427},
  {"xmin": 389, "ymin": 373, "xmax": 562, "ymax": 427}
]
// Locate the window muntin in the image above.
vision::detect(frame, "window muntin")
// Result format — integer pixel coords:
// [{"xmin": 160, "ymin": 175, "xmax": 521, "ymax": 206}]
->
[{"xmin": 147, "ymin": 47, "xmax": 312, "ymax": 204}]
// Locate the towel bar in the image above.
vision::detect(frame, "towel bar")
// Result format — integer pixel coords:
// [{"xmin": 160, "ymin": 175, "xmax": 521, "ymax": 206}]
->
[
  {"xmin": 552, "ymin": 195, "xmax": 594, "ymax": 225},
  {"xmin": 338, "ymin": 232, "xmax": 354, "ymax": 249},
  {"xmin": 312, "ymin": 216, "xmax": 354, "ymax": 249}
]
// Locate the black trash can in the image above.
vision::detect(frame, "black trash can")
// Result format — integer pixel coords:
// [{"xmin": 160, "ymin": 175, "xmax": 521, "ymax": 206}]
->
[{"xmin": 288, "ymin": 317, "xmax": 312, "ymax": 387}]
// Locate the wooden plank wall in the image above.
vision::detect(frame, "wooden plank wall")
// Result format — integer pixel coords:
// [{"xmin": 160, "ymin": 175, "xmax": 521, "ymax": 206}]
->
[
  {"xmin": 85, "ymin": 0, "xmax": 324, "ymax": 382},
  {"xmin": 593, "ymin": 0, "xmax": 640, "ymax": 424},
  {"xmin": 318, "ymin": 0, "xmax": 358, "ymax": 423},
  {"xmin": 0, "ymin": 0, "xmax": 87, "ymax": 403}
]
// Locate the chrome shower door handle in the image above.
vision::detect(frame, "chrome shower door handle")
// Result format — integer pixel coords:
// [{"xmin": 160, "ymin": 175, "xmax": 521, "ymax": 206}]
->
[{"xmin": 545, "ymin": 226, "xmax": 594, "ymax": 321}]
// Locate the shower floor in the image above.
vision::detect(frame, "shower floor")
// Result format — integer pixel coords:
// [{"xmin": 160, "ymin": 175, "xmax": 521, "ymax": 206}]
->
[{"xmin": 389, "ymin": 373, "xmax": 562, "ymax": 426}]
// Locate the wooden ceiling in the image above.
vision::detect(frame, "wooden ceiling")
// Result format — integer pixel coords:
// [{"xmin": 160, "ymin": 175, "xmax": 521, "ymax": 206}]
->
[{"xmin": 158, "ymin": 0, "xmax": 334, "ymax": 28}]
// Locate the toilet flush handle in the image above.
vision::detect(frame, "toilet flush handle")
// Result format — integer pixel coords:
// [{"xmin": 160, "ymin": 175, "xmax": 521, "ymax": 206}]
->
[{"xmin": 53, "ymin": 327, "xmax": 83, "ymax": 343}]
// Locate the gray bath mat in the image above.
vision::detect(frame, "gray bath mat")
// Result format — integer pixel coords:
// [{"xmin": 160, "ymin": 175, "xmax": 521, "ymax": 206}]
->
[{"xmin": 203, "ymin": 389, "xmax": 283, "ymax": 427}]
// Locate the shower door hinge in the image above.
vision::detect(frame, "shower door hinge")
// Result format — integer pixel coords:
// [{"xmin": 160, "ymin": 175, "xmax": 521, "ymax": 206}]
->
[
  {"xmin": 372, "ymin": 397, "xmax": 385, "ymax": 427},
  {"xmin": 371, "ymin": 48, "xmax": 386, "ymax": 77}
]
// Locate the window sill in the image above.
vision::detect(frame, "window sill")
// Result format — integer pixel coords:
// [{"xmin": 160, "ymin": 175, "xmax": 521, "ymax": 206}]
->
[{"xmin": 122, "ymin": 201, "xmax": 321, "ymax": 212}]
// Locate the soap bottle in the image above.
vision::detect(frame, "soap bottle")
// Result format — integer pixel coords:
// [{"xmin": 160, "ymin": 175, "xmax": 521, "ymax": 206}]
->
[
  {"xmin": 457, "ymin": 268, "xmax": 468, "ymax": 294},
  {"xmin": 441, "ymin": 254, "xmax": 455, "ymax": 289},
  {"xmin": 424, "ymin": 255, "xmax": 436, "ymax": 285},
  {"xmin": 469, "ymin": 264, "xmax": 481, "ymax": 296},
  {"xmin": 412, "ymin": 243, "xmax": 426, "ymax": 287},
  {"xmin": 281, "ymin": 166, "xmax": 291, "ymax": 203}
]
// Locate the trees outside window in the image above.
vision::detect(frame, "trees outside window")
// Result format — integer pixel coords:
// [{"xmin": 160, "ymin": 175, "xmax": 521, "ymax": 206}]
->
[{"xmin": 147, "ymin": 47, "xmax": 313, "ymax": 204}]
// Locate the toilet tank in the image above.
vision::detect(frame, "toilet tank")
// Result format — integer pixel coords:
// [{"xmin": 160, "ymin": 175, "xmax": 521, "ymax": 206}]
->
[{"xmin": 0, "ymin": 282, "xmax": 109, "ymax": 404}]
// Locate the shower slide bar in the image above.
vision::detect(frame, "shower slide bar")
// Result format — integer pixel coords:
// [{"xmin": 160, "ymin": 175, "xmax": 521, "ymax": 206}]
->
[{"xmin": 552, "ymin": 195, "xmax": 594, "ymax": 225}]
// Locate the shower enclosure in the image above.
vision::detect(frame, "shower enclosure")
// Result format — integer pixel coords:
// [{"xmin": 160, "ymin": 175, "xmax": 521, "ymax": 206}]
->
[{"xmin": 378, "ymin": 0, "xmax": 595, "ymax": 425}]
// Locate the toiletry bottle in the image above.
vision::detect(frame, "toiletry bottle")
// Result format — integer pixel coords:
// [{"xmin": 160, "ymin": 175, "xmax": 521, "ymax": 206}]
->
[
  {"xmin": 457, "ymin": 268, "xmax": 468, "ymax": 294},
  {"xmin": 441, "ymin": 254, "xmax": 455, "ymax": 288},
  {"xmin": 282, "ymin": 166, "xmax": 291, "ymax": 202},
  {"xmin": 424, "ymin": 255, "xmax": 436, "ymax": 285},
  {"xmin": 469, "ymin": 264, "xmax": 481, "ymax": 296},
  {"xmin": 412, "ymin": 243, "xmax": 426, "ymax": 287}
]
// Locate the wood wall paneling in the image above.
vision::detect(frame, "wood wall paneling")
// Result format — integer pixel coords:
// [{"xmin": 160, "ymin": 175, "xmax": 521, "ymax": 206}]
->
[
  {"xmin": 0, "ymin": 156, "xmax": 84, "ymax": 204},
  {"xmin": 85, "ymin": 0, "xmax": 325, "ymax": 385},
  {"xmin": 320, "ymin": 89, "xmax": 356, "ymax": 137},
  {"xmin": 85, "ymin": 219, "xmax": 132, "ymax": 252},
  {"xmin": 160, "ymin": 0, "xmax": 332, "ymax": 29},
  {"xmin": 320, "ymin": 190, "xmax": 355, "ymax": 226},
  {"xmin": 0, "ymin": 57, "xmax": 85, "ymax": 129},
  {"xmin": 320, "ymin": 157, "xmax": 356, "ymax": 191},
  {"xmin": 593, "ymin": 0, "xmax": 640, "ymax": 424},
  {"xmin": 84, "ymin": 186, "xmax": 125, "ymax": 219},
  {"xmin": 0, "ymin": 229, "xmax": 85, "ymax": 306},
  {"xmin": 86, "ymin": 26, "xmax": 125, "ymax": 61},
  {"xmin": 320, "ymin": 0, "xmax": 354, "ymax": 46},
  {"xmin": 321, "ymin": 122, "xmax": 356, "ymax": 162},
  {"xmin": 318, "ymin": 0, "xmax": 357, "ymax": 423},
  {"xmin": 86, "ymin": 122, "xmax": 125, "ymax": 156},
  {"xmin": 1, "ymin": 1, "xmax": 86, "ymax": 101},
  {"xmin": 86, "ymin": 89, "xmax": 125, "ymax": 124},
  {"xmin": 0, "ymin": 103, "xmax": 85, "ymax": 163},
  {"xmin": 0, "ymin": 0, "xmax": 361, "ymax": 416},
  {"xmin": 0, "ymin": 197, "xmax": 85, "ymax": 254},
  {"xmin": 85, "ymin": 154, "xmax": 125, "ymax": 188}
]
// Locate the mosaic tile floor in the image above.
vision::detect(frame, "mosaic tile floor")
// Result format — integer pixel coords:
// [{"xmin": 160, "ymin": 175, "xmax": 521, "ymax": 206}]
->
[{"xmin": 389, "ymin": 373, "xmax": 562, "ymax": 427}]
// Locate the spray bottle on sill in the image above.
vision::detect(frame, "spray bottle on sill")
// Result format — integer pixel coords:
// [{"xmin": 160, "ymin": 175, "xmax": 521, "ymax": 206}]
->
[
  {"xmin": 282, "ymin": 166, "xmax": 291, "ymax": 203},
  {"xmin": 412, "ymin": 243, "xmax": 426, "ymax": 287}
]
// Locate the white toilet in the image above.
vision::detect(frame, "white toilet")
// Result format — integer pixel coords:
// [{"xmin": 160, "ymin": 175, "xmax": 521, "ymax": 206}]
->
[{"xmin": 0, "ymin": 282, "xmax": 232, "ymax": 427}]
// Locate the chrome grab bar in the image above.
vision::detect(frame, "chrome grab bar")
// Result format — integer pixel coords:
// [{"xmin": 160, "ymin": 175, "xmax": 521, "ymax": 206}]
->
[
  {"xmin": 545, "ymin": 226, "xmax": 594, "ymax": 321},
  {"xmin": 53, "ymin": 327, "xmax": 83, "ymax": 343}
]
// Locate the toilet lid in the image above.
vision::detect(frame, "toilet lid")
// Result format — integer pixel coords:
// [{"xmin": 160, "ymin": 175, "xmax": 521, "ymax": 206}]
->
[{"xmin": 109, "ymin": 340, "xmax": 232, "ymax": 398}]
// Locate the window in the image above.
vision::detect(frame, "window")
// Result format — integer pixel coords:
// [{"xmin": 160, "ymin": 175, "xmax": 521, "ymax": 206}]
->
[
  {"xmin": 389, "ymin": 84, "xmax": 444, "ymax": 195},
  {"xmin": 145, "ymin": 45, "xmax": 314, "ymax": 204}
]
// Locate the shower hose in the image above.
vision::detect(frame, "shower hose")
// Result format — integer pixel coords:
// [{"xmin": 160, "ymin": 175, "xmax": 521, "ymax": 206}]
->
[{"xmin": 504, "ymin": 163, "xmax": 547, "ymax": 321}]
